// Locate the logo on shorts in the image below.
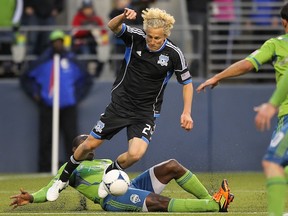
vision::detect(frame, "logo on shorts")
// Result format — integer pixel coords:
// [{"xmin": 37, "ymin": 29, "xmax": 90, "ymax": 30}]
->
[
  {"xmin": 157, "ymin": 54, "xmax": 169, "ymax": 66},
  {"xmin": 94, "ymin": 120, "xmax": 105, "ymax": 133},
  {"xmin": 270, "ymin": 131, "xmax": 284, "ymax": 147},
  {"xmin": 130, "ymin": 194, "xmax": 141, "ymax": 204}
]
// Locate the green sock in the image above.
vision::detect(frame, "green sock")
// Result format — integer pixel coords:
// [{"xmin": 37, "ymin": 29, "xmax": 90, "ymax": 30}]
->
[
  {"xmin": 168, "ymin": 198, "xmax": 219, "ymax": 212},
  {"xmin": 267, "ymin": 176, "xmax": 286, "ymax": 216},
  {"xmin": 176, "ymin": 171, "xmax": 211, "ymax": 199}
]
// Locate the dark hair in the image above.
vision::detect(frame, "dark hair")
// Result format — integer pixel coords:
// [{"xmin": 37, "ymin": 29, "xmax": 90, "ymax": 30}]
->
[
  {"xmin": 72, "ymin": 134, "xmax": 88, "ymax": 148},
  {"xmin": 280, "ymin": 3, "xmax": 288, "ymax": 21}
]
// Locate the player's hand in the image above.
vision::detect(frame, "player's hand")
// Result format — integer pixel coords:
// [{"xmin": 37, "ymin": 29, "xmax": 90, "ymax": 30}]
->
[
  {"xmin": 196, "ymin": 77, "xmax": 219, "ymax": 93},
  {"xmin": 10, "ymin": 189, "xmax": 33, "ymax": 209},
  {"xmin": 124, "ymin": 8, "xmax": 137, "ymax": 20},
  {"xmin": 254, "ymin": 103, "xmax": 278, "ymax": 131},
  {"xmin": 181, "ymin": 113, "xmax": 193, "ymax": 131}
]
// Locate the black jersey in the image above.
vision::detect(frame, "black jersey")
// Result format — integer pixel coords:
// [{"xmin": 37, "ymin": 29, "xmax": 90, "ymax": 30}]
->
[{"xmin": 111, "ymin": 24, "xmax": 192, "ymax": 118}]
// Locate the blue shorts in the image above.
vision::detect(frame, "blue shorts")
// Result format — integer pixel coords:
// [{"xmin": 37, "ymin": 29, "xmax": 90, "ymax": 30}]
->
[
  {"xmin": 101, "ymin": 167, "xmax": 166, "ymax": 212},
  {"xmin": 101, "ymin": 187, "xmax": 151, "ymax": 212},
  {"xmin": 263, "ymin": 115, "xmax": 288, "ymax": 167}
]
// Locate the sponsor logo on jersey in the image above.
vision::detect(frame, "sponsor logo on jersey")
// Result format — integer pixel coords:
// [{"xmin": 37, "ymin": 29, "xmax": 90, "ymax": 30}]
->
[
  {"xmin": 130, "ymin": 194, "xmax": 141, "ymax": 204},
  {"xmin": 94, "ymin": 120, "xmax": 105, "ymax": 133},
  {"xmin": 157, "ymin": 54, "xmax": 169, "ymax": 66}
]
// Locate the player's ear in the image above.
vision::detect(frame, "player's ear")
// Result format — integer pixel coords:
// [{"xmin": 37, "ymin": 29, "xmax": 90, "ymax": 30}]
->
[
  {"xmin": 72, "ymin": 146, "xmax": 77, "ymax": 152},
  {"xmin": 281, "ymin": 18, "xmax": 288, "ymax": 28}
]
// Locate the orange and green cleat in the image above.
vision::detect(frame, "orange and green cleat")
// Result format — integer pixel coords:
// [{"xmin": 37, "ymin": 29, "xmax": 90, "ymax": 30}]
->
[{"xmin": 212, "ymin": 179, "xmax": 234, "ymax": 212}]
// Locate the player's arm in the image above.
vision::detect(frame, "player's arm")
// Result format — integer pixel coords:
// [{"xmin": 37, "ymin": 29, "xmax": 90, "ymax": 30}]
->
[
  {"xmin": 254, "ymin": 72, "xmax": 288, "ymax": 131},
  {"xmin": 10, "ymin": 189, "xmax": 33, "ymax": 209},
  {"xmin": 181, "ymin": 82, "xmax": 194, "ymax": 131},
  {"xmin": 107, "ymin": 8, "xmax": 137, "ymax": 34},
  {"xmin": 10, "ymin": 179, "xmax": 58, "ymax": 208},
  {"xmin": 9, "ymin": 167, "xmax": 65, "ymax": 208},
  {"xmin": 196, "ymin": 59, "xmax": 254, "ymax": 92},
  {"xmin": 269, "ymin": 72, "xmax": 288, "ymax": 107}
]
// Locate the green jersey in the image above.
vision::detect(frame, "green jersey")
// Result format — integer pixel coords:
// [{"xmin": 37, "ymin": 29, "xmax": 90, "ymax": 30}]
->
[
  {"xmin": 32, "ymin": 159, "xmax": 112, "ymax": 204},
  {"xmin": 269, "ymin": 71, "xmax": 288, "ymax": 107},
  {"xmin": 245, "ymin": 34, "xmax": 288, "ymax": 117},
  {"xmin": 0, "ymin": 0, "xmax": 23, "ymax": 27}
]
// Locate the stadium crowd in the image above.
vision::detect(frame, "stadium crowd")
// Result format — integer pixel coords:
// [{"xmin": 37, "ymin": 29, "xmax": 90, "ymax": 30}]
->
[
  {"xmin": 0, "ymin": 0, "xmax": 284, "ymax": 79},
  {"xmin": 0, "ymin": 0, "xmax": 157, "ymax": 78}
]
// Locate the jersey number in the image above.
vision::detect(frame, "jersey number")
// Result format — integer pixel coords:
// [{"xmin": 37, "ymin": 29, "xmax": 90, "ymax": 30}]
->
[{"xmin": 142, "ymin": 124, "xmax": 151, "ymax": 135}]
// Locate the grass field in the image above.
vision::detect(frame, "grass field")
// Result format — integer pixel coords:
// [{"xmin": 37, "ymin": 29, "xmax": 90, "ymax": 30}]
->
[{"xmin": 0, "ymin": 171, "xmax": 285, "ymax": 216}]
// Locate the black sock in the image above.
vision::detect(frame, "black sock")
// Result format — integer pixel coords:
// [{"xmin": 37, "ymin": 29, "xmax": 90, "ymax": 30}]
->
[
  {"xmin": 105, "ymin": 160, "xmax": 123, "ymax": 174},
  {"xmin": 59, "ymin": 155, "xmax": 81, "ymax": 182}
]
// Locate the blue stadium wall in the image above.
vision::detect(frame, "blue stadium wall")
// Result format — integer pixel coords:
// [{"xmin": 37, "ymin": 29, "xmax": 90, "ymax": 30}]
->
[{"xmin": 0, "ymin": 79, "xmax": 275, "ymax": 173}]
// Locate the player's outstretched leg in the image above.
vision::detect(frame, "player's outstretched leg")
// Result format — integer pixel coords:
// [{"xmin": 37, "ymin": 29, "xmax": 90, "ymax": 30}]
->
[
  {"xmin": 212, "ymin": 179, "xmax": 234, "ymax": 212},
  {"xmin": 154, "ymin": 159, "xmax": 211, "ymax": 199},
  {"xmin": 46, "ymin": 155, "xmax": 81, "ymax": 201}
]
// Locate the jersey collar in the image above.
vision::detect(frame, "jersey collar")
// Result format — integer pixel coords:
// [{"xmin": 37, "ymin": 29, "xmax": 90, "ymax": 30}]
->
[{"xmin": 146, "ymin": 39, "xmax": 167, "ymax": 52}]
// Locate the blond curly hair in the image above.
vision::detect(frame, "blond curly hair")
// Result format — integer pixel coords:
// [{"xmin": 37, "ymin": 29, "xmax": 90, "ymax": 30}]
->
[{"xmin": 142, "ymin": 8, "xmax": 175, "ymax": 37}]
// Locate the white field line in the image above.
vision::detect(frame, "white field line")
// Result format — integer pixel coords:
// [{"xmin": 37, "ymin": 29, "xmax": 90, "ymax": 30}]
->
[
  {"xmin": 1, "ymin": 189, "xmax": 266, "ymax": 194},
  {"xmin": 0, "ymin": 174, "xmax": 52, "ymax": 180},
  {"xmin": 0, "ymin": 212, "xmax": 269, "ymax": 215}
]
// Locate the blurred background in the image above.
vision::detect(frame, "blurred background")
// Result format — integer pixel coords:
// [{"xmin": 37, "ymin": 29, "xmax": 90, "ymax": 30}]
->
[{"xmin": 0, "ymin": 0, "xmax": 284, "ymax": 173}]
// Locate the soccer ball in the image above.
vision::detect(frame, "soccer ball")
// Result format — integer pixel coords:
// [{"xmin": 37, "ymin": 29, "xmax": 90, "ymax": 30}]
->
[{"xmin": 102, "ymin": 170, "xmax": 130, "ymax": 196}]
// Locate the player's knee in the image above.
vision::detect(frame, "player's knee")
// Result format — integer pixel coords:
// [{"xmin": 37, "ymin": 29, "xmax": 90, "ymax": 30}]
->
[
  {"xmin": 163, "ymin": 159, "xmax": 182, "ymax": 173},
  {"xmin": 128, "ymin": 152, "xmax": 143, "ymax": 162}
]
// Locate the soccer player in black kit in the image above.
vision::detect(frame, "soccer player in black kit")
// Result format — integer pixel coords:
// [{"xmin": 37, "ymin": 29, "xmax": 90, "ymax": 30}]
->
[{"xmin": 47, "ymin": 7, "xmax": 194, "ymax": 201}]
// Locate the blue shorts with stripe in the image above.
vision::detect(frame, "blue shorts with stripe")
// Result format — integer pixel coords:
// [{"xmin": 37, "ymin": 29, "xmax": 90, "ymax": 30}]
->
[
  {"xmin": 263, "ymin": 115, "xmax": 288, "ymax": 167},
  {"xmin": 101, "ymin": 169, "xmax": 155, "ymax": 212}
]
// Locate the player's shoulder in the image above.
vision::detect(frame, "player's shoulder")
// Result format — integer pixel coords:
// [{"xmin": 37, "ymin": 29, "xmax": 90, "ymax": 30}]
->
[
  {"xmin": 92, "ymin": 159, "xmax": 113, "ymax": 165},
  {"xmin": 165, "ymin": 39, "xmax": 185, "ymax": 60},
  {"xmin": 266, "ymin": 34, "xmax": 288, "ymax": 43},
  {"xmin": 165, "ymin": 39, "xmax": 182, "ymax": 52},
  {"xmin": 76, "ymin": 159, "xmax": 112, "ymax": 167},
  {"xmin": 126, "ymin": 25, "xmax": 146, "ymax": 37}
]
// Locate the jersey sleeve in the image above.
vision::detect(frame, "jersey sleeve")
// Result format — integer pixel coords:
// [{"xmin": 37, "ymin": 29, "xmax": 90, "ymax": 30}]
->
[
  {"xmin": 269, "ymin": 72, "xmax": 288, "ymax": 107},
  {"xmin": 116, "ymin": 24, "xmax": 145, "ymax": 47},
  {"xmin": 245, "ymin": 39, "xmax": 276, "ymax": 71},
  {"xmin": 172, "ymin": 47, "xmax": 192, "ymax": 85}
]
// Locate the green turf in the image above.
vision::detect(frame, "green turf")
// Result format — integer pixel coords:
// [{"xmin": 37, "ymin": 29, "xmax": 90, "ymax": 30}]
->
[{"xmin": 0, "ymin": 172, "xmax": 285, "ymax": 215}]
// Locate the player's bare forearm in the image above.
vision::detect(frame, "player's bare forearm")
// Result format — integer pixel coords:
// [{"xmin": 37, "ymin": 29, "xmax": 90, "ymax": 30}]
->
[
  {"xmin": 182, "ymin": 83, "xmax": 193, "ymax": 114},
  {"xmin": 181, "ymin": 83, "xmax": 193, "ymax": 131},
  {"xmin": 108, "ymin": 8, "xmax": 137, "ymax": 34},
  {"xmin": 197, "ymin": 59, "xmax": 254, "ymax": 92},
  {"xmin": 214, "ymin": 59, "xmax": 254, "ymax": 80}
]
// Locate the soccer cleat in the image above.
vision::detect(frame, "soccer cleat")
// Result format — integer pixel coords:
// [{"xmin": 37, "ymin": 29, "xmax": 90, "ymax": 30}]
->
[
  {"xmin": 212, "ymin": 179, "xmax": 234, "ymax": 212},
  {"xmin": 46, "ymin": 180, "xmax": 69, "ymax": 201},
  {"xmin": 98, "ymin": 181, "xmax": 109, "ymax": 198}
]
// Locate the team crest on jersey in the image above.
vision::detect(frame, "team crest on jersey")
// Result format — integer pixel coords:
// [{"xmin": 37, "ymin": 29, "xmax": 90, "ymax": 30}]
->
[
  {"xmin": 94, "ymin": 120, "xmax": 105, "ymax": 133},
  {"xmin": 157, "ymin": 54, "xmax": 169, "ymax": 66},
  {"xmin": 130, "ymin": 194, "xmax": 141, "ymax": 204}
]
